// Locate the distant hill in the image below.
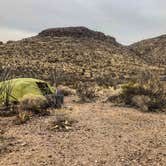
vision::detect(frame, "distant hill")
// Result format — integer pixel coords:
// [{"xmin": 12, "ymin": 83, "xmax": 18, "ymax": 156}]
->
[
  {"xmin": 39, "ymin": 26, "xmax": 117, "ymax": 43},
  {"xmin": 0, "ymin": 27, "xmax": 161, "ymax": 86},
  {"xmin": 129, "ymin": 34, "xmax": 166, "ymax": 68}
]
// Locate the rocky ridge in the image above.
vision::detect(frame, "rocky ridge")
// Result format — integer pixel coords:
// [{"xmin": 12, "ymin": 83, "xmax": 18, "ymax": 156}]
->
[{"xmin": 39, "ymin": 26, "xmax": 117, "ymax": 44}]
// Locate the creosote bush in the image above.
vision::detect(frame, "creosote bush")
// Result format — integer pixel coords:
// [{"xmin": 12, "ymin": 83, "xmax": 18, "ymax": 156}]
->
[
  {"xmin": 120, "ymin": 83, "xmax": 147, "ymax": 105},
  {"xmin": 76, "ymin": 82, "xmax": 98, "ymax": 102},
  {"xmin": 119, "ymin": 71, "xmax": 166, "ymax": 112}
]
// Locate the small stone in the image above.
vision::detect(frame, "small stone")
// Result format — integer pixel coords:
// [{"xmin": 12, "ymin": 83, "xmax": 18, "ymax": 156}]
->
[
  {"xmin": 48, "ymin": 155, "xmax": 52, "ymax": 158},
  {"xmin": 21, "ymin": 142, "xmax": 27, "ymax": 146}
]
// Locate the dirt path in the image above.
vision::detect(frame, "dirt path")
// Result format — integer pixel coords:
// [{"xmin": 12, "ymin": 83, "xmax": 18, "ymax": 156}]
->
[{"xmin": 0, "ymin": 97, "xmax": 166, "ymax": 166}]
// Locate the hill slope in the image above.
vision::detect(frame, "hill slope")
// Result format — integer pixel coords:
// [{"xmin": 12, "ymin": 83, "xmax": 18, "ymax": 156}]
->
[
  {"xmin": 0, "ymin": 27, "xmax": 159, "ymax": 86},
  {"xmin": 130, "ymin": 34, "xmax": 166, "ymax": 68}
]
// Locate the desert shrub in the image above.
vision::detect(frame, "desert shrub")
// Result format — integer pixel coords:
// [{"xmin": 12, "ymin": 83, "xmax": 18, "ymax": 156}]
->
[
  {"xmin": 131, "ymin": 95, "xmax": 151, "ymax": 112},
  {"xmin": 6, "ymin": 40, "xmax": 14, "ymax": 44},
  {"xmin": 50, "ymin": 109, "xmax": 76, "ymax": 132},
  {"xmin": 95, "ymin": 75, "xmax": 115, "ymax": 86},
  {"xmin": 120, "ymin": 83, "xmax": 147, "ymax": 105},
  {"xmin": 107, "ymin": 93, "xmax": 121, "ymax": 104},
  {"xmin": 119, "ymin": 71, "xmax": 166, "ymax": 112},
  {"xmin": 19, "ymin": 94, "xmax": 48, "ymax": 113},
  {"xmin": 57, "ymin": 85, "xmax": 76, "ymax": 96},
  {"xmin": 76, "ymin": 82, "xmax": 98, "ymax": 102},
  {"xmin": 45, "ymin": 93, "xmax": 64, "ymax": 109}
]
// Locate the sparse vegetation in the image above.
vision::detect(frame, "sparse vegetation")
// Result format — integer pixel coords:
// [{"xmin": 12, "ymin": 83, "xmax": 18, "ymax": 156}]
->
[
  {"xmin": 118, "ymin": 71, "xmax": 166, "ymax": 112},
  {"xmin": 0, "ymin": 27, "xmax": 166, "ymax": 165},
  {"xmin": 0, "ymin": 27, "xmax": 161, "ymax": 88}
]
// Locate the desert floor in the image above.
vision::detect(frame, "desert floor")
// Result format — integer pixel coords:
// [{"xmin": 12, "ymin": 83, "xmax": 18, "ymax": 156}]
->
[{"xmin": 0, "ymin": 96, "xmax": 166, "ymax": 166}]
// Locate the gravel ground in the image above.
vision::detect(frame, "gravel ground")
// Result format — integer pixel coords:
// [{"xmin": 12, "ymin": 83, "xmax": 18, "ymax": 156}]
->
[{"xmin": 0, "ymin": 96, "xmax": 166, "ymax": 166}]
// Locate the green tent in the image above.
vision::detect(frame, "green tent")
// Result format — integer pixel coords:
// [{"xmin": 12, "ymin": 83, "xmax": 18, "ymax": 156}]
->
[{"xmin": 0, "ymin": 78, "xmax": 54, "ymax": 105}]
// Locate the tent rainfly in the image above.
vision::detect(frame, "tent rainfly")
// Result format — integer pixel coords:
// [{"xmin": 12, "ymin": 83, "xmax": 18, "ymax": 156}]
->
[{"xmin": 0, "ymin": 78, "xmax": 54, "ymax": 104}]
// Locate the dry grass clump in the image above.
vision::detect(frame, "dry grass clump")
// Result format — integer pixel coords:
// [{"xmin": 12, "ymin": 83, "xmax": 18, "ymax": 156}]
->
[
  {"xmin": 13, "ymin": 95, "xmax": 51, "ymax": 125},
  {"xmin": 119, "ymin": 71, "xmax": 166, "ymax": 112},
  {"xmin": 50, "ymin": 109, "xmax": 77, "ymax": 132},
  {"xmin": 14, "ymin": 94, "xmax": 49, "ymax": 125},
  {"xmin": 14, "ymin": 111, "xmax": 31, "ymax": 125},
  {"xmin": 19, "ymin": 94, "xmax": 48, "ymax": 114}
]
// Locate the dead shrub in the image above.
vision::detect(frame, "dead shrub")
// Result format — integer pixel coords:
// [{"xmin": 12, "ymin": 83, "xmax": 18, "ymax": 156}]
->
[{"xmin": 50, "ymin": 109, "xmax": 76, "ymax": 132}]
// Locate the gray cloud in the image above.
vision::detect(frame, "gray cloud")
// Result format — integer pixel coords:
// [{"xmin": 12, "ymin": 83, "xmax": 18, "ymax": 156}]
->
[{"xmin": 0, "ymin": 0, "xmax": 166, "ymax": 44}]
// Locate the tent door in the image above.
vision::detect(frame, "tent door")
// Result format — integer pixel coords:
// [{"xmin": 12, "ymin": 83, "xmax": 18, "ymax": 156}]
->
[{"xmin": 36, "ymin": 82, "xmax": 52, "ymax": 96}]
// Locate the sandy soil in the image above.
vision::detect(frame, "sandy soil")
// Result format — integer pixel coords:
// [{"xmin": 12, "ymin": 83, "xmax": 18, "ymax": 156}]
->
[{"xmin": 0, "ymin": 96, "xmax": 166, "ymax": 166}]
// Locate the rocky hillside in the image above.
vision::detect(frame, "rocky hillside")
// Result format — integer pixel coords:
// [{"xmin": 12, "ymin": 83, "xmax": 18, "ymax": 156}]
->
[
  {"xmin": 0, "ymin": 27, "xmax": 160, "ymax": 86},
  {"xmin": 130, "ymin": 34, "xmax": 166, "ymax": 68},
  {"xmin": 39, "ymin": 26, "xmax": 117, "ymax": 43}
]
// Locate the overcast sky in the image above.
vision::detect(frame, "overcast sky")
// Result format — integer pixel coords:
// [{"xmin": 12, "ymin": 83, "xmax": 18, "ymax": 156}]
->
[{"xmin": 0, "ymin": 0, "xmax": 166, "ymax": 44}]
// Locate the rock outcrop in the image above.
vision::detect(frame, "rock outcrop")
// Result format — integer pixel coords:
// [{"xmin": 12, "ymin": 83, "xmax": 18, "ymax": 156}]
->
[{"xmin": 39, "ymin": 26, "xmax": 116, "ymax": 43}]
